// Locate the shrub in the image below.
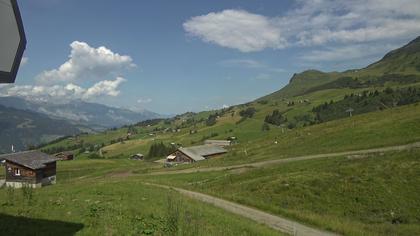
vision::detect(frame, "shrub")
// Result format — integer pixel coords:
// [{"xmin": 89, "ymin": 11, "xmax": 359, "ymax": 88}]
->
[
  {"xmin": 239, "ymin": 107, "xmax": 256, "ymax": 118},
  {"xmin": 262, "ymin": 123, "xmax": 270, "ymax": 131},
  {"xmin": 265, "ymin": 110, "xmax": 287, "ymax": 126},
  {"xmin": 148, "ymin": 142, "xmax": 176, "ymax": 159},
  {"xmin": 206, "ymin": 114, "xmax": 218, "ymax": 126},
  {"xmin": 88, "ymin": 153, "xmax": 102, "ymax": 159}
]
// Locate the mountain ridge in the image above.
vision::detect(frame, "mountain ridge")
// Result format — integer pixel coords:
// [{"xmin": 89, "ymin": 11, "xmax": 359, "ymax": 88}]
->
[
  {"xmin": 0, "ymin": 104, "xmax": 85, "ymax": 153},
  {"xmin": 260, "ymin": 36, "xmax": 420, "ymax": 101}
]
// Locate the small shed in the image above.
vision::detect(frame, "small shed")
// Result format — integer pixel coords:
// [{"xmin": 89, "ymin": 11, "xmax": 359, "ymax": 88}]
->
[
  {"xmin": 0, "ymin": 150, "xmax": 58, "ymax": 188},
  {"xmin": 204, "ymin": 140, "xmax": 232, "ymax": 147},
  {"xmin": 54, "ymin": 151, "xmax": 74, "ymax": 161},
  {"xmin": 130, "ymin": 153, "xmax": 144, "ymax": 160},
  {"xmin": 166, "ymin": 145, "xmax": 227, "ymax": 163}
]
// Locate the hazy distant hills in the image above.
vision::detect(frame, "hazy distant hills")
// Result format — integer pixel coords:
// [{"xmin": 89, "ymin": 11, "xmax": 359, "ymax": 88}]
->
[
  {"xmin": 0, "ymin": 97, "xmax": 164, "ymax": 153},
  {"xmin": 0, "ymin": 104, "xmax": 83, "ymax": 153},
  {"xmin": 261, "ymin": 36, "xmax": 420, "ymax": 100},
  {"xmin": 0, "ymin": 97, "xmax": 163, "ymax": 130}
]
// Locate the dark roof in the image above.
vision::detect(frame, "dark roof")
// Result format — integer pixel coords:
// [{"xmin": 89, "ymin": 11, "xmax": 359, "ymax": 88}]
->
[
  {"xmin": 0, "ymin": 151, "xmax": 58, "ymax": 170},
  {"xmin": 178, "ymin": 145, "xmax": 227, "ymax": 161}
]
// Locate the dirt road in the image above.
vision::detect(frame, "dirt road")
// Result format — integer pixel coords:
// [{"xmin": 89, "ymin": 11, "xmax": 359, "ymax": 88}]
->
[
  {"xmin": 147, "ymin": 183, "xmax": 339, "ymax": 236},
  {"xmin": 149, "ymin": 141, "xmax": 420, "ymax": 176}
]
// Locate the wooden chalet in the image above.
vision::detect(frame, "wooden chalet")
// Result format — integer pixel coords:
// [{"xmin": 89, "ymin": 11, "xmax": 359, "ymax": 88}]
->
[
  {"xmin": 0, "ymin": 151, "xmax": 58, "ymax": 188},
  {"xmin": 54, "ymin": 151, "xmax": 74, "ymax": 161},
  {"xmin": 166, "ymin": 145, "xmax": 227, "ymax": 163}
]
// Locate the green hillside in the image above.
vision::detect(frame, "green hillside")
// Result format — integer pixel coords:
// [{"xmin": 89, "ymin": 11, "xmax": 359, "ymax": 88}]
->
[
  {"xmin": 262, "ymin": 36, "xmax": 420, "ymax": 101},
  {"xmin": 366, "ymin": 36, "xmax": 420, "ymax": 75},
  {"xmin": 261, "ymin": 70, "xmax": 341, "ymax": 99}
]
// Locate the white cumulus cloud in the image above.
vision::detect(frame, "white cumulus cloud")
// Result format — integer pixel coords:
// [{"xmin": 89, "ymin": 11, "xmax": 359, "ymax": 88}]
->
[
  {"xmin": 184, "ymin": 1, "xmax": 420, "ymax": 52},
  {"xmin": 184, "ymin": 9, "xmax": 287, "ymax": 52},
  {"xmin": 83, "ymin": 77, "xmax": 126, "ymax": 99},
  {"xmin": 36, "ymin": 41, "xmax": 135, "ymax": 85}
]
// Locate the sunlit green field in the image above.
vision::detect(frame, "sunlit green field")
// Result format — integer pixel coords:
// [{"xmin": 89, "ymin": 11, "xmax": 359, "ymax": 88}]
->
[
  {"xmin": 141, "ymin": 149, "xmax": 420, "ymax": 236},
  {"xmin": 155, "ymin": 102, "xmax": 420, "ymax": 171},
  {"xmin": 0, "ymin": 160, "xmax": 280, "ymax": 236}
]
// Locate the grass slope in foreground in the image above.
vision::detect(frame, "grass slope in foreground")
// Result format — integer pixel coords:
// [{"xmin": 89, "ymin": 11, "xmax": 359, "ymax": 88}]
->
[
  {"xmin": 143, "ymin": 149, "xmax": 420, "ymax": 236},
  {"xmin": 0, "ymin": 166, "xmax": 280, "ymax": 236}
]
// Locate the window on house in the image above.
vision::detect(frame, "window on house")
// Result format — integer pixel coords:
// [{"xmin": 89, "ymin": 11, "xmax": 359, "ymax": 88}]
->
[{"xmin": 14, "ymin": 168, "xmax": 20, "ymax": 176}]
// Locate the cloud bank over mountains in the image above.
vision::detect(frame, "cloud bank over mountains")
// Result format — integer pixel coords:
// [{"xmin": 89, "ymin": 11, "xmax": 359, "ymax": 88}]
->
[{"xmin": 0, "ymin": 41, "xmax": 134, "ymax": 103}]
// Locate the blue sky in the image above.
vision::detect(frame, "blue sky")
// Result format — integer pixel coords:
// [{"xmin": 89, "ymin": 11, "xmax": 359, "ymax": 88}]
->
[{"xmin": 2, "ymin": 0, "xmax": 420, "ymax": 114}]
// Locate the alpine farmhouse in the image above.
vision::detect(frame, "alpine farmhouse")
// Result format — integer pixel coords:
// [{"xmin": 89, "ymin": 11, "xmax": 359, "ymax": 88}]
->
[{"xmin": 0, "ymin": 150, "xmax": 58, "ymax": 188}]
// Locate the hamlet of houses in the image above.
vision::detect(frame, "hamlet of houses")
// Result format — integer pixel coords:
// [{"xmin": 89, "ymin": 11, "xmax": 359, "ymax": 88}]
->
[{"xmin": 0, "ymin": 139, "xmax": 233, "ymax": 187}]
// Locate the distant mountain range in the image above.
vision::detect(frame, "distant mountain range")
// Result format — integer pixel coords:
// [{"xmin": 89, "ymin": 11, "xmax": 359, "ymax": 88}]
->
[
  {"xmin": 0, "ymin": 97, "xmax": 163, "ymax": 129},
  {"xmin": 0, "ymin": 104, "xmax": 82, "ymax": 153},
  {"xmin": 0, "ymin": 97, "xmax": 165, "ymax": 153}
]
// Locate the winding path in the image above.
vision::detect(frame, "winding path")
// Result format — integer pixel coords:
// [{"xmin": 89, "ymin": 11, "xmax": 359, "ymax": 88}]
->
[
  {"xmin": 137, "ymin": 142, "xmax": 420, "ymax": 235},
  {"xmin": 146, "ymin": 183, "xmax": 339, "ymax": 236}
]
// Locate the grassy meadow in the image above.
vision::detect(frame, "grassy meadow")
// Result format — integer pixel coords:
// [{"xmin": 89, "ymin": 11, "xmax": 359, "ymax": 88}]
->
[
  {"xmin": 0, "ymin": 160, "xmax": 280, "ymax": 236},
  {"xmin": 141, "ymin": 149, "xmax": 420, "ymax": 236}
]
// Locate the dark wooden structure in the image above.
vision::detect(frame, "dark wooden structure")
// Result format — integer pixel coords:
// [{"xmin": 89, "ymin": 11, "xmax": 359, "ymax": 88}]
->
[
  {"xmin": 130, "ymin": 153, "xmax": 144, "ymax": 160},
  {"xmin": 54, "ymin": 151, "xmax": 74, "ymax": 161},
  {"xmin": 0, "ymin": 151, "xmax": 58, "ymax": 188}
]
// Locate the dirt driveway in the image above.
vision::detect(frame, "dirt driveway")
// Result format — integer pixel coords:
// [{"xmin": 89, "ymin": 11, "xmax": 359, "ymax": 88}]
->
[{"xmin": 147, "ymin": 183, "xmax": 339, "ymax": 236}]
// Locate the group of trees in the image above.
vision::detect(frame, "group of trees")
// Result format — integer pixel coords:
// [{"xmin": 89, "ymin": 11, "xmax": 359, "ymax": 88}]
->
[
  {"xmin": 127, "ymin": 125, "xmax": 139, "ymax": 135},
  {"xmin": 147, "ymin": 142, "xmax": 177, "ymax": 159},
  {"xmin": 206, "ymin": 113, "xmax": 218, "ymax": 126},
  {"xmin": 264, "ymin": 110, "xmax": 287, "ymax": 126},
  {"xmin": 312, "ymin": 87, "xmax": 420, "ymax": 123},
  {"xmin": 41, "ymin": 143, "xmax": 82, "ymax": 155},
  {"xmin": 239, "ymin": 107, "xmax": 256, "ymax": 118}
]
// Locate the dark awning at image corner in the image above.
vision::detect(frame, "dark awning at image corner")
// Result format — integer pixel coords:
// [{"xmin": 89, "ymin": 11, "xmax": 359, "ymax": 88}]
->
[{"xmin": 0, "ymin": 0, "xmax": 27, "ymax": 83}]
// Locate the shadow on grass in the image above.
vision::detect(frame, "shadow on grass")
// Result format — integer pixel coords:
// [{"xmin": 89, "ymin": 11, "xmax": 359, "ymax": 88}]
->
[{"xmin": 0, "ymin": 213, "xmax": 84, "ymax": 235}]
